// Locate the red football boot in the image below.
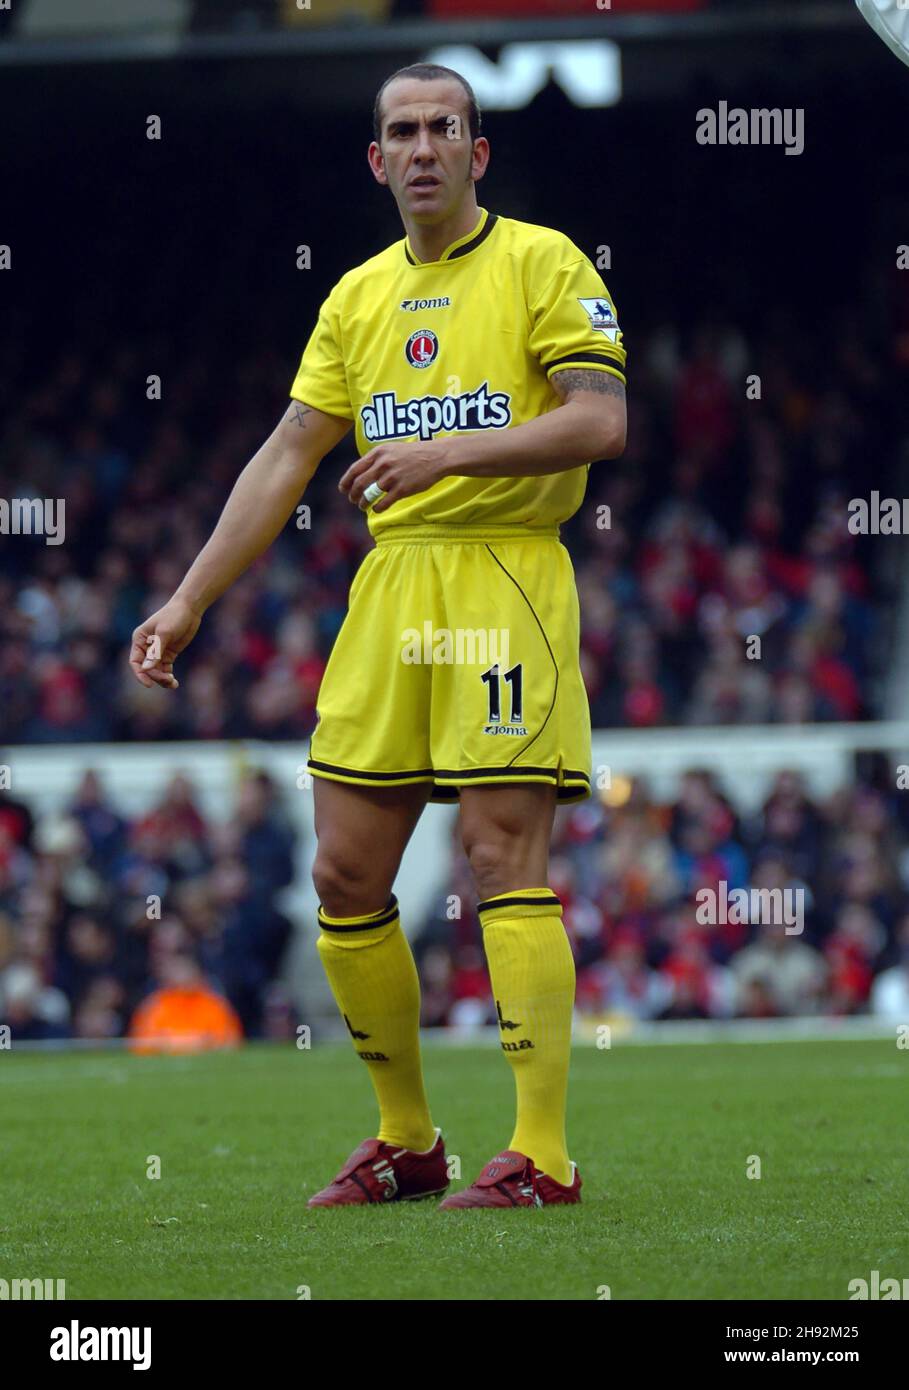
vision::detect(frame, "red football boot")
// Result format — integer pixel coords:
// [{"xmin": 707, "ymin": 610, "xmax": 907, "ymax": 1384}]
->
[
  {"xmin": 307, "ymin": 1129, "xmax": 449, "ymax": 1207},
  {"xmin": 438, "ymin": 1151, "xmax": 581, "ymax": 1209}
]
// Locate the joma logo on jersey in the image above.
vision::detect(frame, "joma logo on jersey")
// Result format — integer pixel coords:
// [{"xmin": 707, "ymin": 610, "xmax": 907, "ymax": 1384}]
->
[
  {"xmin": 361, "ymin": 383, "xmax": 511, "ymax": 443},
  {"xmin": 400, "ymin": 297, "xmax": 451, "ymax": 311}
]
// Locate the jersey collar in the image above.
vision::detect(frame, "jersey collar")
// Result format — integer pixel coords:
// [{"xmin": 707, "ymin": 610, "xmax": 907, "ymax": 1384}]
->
[{"xmin": 403, "ymin": 208, "xmax": 498, "ymax": 266}]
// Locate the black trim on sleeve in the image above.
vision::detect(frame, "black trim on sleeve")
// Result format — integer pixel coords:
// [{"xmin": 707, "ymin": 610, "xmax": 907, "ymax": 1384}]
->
[{"xmin": 545, "ymin": 352, "xmax": 626, "ymax": 378}]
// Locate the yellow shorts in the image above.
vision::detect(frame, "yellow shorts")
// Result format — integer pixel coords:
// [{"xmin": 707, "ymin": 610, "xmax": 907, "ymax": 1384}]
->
[{"xmin": 308, "ymin": 524, "xmax": 592, "ymax": 803}]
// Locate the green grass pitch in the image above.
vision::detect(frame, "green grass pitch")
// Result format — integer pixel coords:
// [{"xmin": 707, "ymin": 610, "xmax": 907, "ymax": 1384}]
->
[{"xmin": 2, "ymin": 1038, "xmax": 907, "ymax": 1300}]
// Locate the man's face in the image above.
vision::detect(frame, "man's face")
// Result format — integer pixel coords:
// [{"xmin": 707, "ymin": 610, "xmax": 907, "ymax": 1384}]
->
[{"xmin": 369, "ymin": 76, "xmax": 487, "ymax": 223}]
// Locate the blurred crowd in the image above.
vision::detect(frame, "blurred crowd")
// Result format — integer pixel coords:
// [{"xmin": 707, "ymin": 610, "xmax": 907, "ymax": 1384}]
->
[
  {"xmin": 414, "ymin": 764, "xmax": 909, "ymax": 1027},
  {"xmin": 576, "ymin": 317, "xmax": 890, "ymax": 728},
  {"xmin": 3, "ymin": 760, "xmax": 909, "ymax": 1043},
  {"xmin": 0, "ymin": 770, "xmax": 298, "ymax": 1043},
  {"xmin": 0, "ymin": 309, "xmax": 893, "ymax": 742}
]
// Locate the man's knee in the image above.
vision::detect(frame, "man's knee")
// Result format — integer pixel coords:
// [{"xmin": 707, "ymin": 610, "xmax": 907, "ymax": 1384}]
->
[
  {"xmin": 460, "ymin": 791, "xmax": 553, "ymax": 900},
  {"xmin": 461, "ymin": 825, "xmax": 532, "ymax": 902},
  {"xmin": 312, "ymin": 845, "xmax": 390, "ymax": 920}
]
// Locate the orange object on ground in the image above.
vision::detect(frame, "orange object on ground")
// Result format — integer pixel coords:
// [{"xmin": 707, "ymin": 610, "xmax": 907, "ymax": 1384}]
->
[{"xmin": 127, "ymin": 985, "xmax": 243, "ymax": 1054}]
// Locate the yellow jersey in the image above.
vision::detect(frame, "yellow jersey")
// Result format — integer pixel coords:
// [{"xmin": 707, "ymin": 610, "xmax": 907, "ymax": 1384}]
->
[{"xmin": 289, "ymin": 206, "xmax": 626, "ymax": 537}]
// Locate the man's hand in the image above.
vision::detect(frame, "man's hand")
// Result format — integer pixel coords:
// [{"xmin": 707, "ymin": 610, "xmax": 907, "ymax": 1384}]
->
[
  {"xmin": 129, "ymin": 596, "xmax": 203, "ymax": 690},
  {"xmin": 339, "ymin": 438, "xmax": 452, "ymax": 514}
]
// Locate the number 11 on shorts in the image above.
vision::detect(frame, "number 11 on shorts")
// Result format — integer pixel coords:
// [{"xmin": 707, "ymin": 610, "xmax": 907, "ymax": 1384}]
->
[{"xmin": 481, "ymin": 663, "xmax": 527, "ymax": 736}]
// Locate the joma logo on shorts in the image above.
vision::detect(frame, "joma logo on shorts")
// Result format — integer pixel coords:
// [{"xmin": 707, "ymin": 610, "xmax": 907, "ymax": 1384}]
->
[{"xmin": 361, "ymin": 383, "xmax": 511, "ymax": 442}]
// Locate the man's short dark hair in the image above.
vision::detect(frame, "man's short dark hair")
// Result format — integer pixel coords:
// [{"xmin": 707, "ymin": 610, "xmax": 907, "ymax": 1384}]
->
[{"xmin": 373, "ymin": 64, "xmax": 482, "ymax": 144}]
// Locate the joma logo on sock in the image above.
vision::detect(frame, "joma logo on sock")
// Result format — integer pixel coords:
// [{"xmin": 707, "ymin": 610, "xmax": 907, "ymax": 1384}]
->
[
  {"xmin": 501, "ymin": 1039, "xmax": 534, "ymax": 1052},
  {"xmin": 344, "ymin": 1014, "xmax": 370, "ymax": 1040},
  {"xmin": 357, "ymin": 1050, "xmax": 389, "ymax": 1062},
  {"xmin": 496, "ymin": 1000, "xmax": 522, "ymax": 1030}
]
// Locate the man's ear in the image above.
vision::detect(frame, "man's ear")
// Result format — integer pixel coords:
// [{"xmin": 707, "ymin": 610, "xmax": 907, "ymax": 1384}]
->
[
  {"xmin": 367, "ymin": 140, "xmax": 388, "ymax": 186},
  {"xmin": 470, "ymin": 136, "xmax": 490, "ymax": 184}
]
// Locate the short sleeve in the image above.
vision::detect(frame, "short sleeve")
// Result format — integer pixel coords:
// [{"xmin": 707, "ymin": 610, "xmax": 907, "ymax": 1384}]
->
[
  {"xmin": 289, "ymin": 286, "xmax": 353, "ymax": 419},
  {"xmin": 528, "ymin": 256, "xmax": 626, "ymax": 386}
]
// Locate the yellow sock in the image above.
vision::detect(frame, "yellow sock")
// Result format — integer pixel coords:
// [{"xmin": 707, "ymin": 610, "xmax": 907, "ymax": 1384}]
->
[
  {"xmin": 478, "ymin": 887, "xmax": 575, "ymax": 1185},
  {"xmin": 317, "ymin": 894, "xmax": 435, "ymax": 1153}
]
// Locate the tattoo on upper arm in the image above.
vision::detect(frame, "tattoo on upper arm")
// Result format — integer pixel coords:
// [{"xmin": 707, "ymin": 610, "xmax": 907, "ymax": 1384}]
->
[
  {"xmin": 288, "ymin": 402, "xmax": 313, "ymax": 428},
  {"xmin": 551, "ymin": 369, "xmax": 626, "ymax": 403}
]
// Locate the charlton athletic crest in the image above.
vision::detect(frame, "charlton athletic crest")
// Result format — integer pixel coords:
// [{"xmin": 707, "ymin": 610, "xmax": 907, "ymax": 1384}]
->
[{"xmin": 405, "ymin": 329, "xmax": 439, "ymax": 368}]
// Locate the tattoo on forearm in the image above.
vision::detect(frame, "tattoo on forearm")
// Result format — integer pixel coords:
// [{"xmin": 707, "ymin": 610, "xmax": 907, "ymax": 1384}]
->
[
  {"xmin": 551, "ymin": 369, "xmax": 626, "ymax": 402},
  {"xmin": 289, "ymin": 403, "xmax": 313, "ymax": 428}
]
